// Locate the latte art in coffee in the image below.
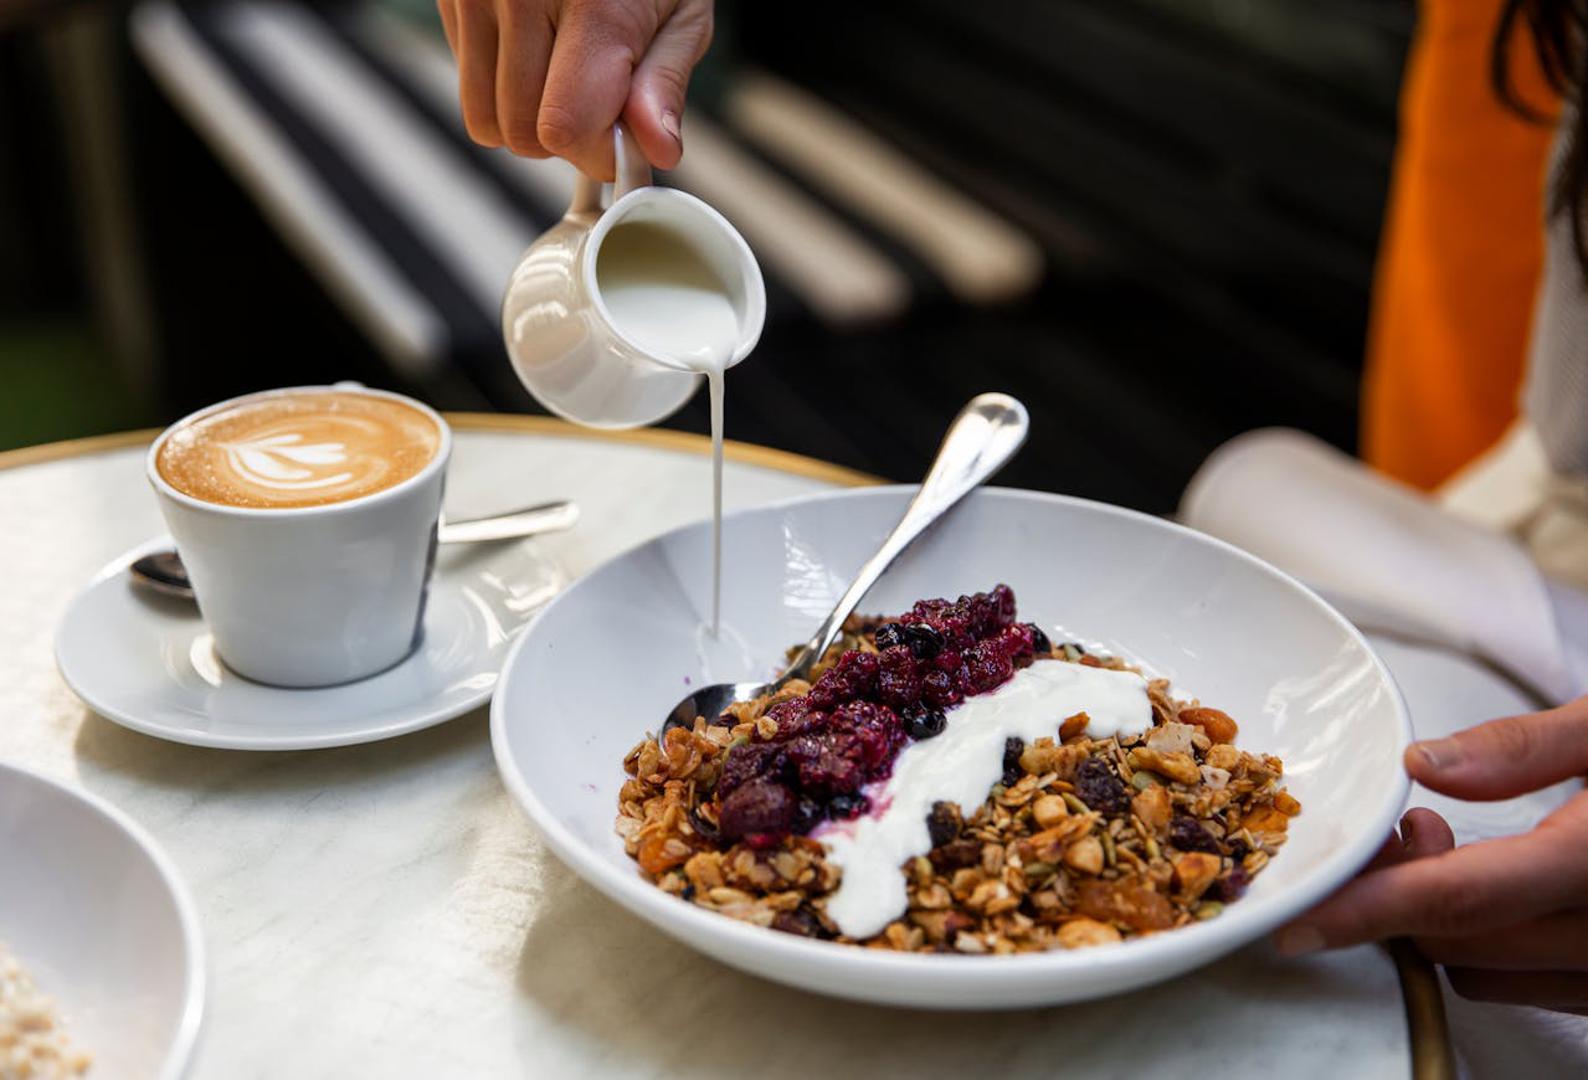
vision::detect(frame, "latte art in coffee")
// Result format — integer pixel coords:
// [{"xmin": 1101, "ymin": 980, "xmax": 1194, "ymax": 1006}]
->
[{"xmin": 157, "ymin": 391, "xmax": 441, "ymax": 508}]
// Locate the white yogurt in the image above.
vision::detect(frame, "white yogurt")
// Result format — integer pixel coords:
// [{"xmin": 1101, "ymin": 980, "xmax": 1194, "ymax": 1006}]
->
[{"xmin": 816, "ymin": 660, "xmax": 1153, "ymax": 939}]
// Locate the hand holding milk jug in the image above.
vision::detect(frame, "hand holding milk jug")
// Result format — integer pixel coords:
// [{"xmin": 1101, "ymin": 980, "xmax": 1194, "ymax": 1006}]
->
[
  {"xmin": 502, "ymin": 125, "xmax": 764, "ymax": 428},
  {"xmin": 503, "ymin": 125, "xmax": 764, "ymax": 632}
]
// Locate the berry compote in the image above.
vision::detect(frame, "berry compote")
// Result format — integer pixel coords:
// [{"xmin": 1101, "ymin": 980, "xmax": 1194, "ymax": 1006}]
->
[{"xmin": 715, "ymin": 584, "xmax": 1042, "ymax": 845}]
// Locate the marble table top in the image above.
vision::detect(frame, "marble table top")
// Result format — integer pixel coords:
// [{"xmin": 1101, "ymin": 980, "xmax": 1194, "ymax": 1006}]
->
[{"xmin": 0, "ymin": 415, "xmax": 1535, "ymax": 1079}]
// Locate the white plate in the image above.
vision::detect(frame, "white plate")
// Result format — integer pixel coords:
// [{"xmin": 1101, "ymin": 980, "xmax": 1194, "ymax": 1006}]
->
[
  {"xmin": 0, "ymin": 761, "xmax": 204, "ymax": 1078},
  {"xmin": 492, "ymin": 486, "xmax": 1411, "ymax": 1009},
  {"xmin": 56, "ymin": 535, "xmax": 563, "ymax": 750}
]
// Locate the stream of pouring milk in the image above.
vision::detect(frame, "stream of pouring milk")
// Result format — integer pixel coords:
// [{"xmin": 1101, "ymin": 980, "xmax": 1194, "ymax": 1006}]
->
[{"xmin": 598, "ymin": 221, "xmax": 741, "ymax": 633}]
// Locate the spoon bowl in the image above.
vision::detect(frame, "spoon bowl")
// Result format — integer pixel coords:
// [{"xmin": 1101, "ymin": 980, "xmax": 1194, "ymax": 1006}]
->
[{"xmin": 659, "ymin": 394, "xmax": 1028, "ymax": 743}]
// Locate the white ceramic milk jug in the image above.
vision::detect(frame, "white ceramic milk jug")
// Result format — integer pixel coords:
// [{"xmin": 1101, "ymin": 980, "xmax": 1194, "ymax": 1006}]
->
[{"xmin": 501, "ymin": 126, "xmax": 766, "ymax": 429}]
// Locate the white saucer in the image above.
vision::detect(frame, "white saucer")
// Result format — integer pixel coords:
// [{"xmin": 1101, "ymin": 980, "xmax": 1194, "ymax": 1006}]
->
[{"xmin": 56, "ymin": 535, "xmax": 563, "ymax": 750}]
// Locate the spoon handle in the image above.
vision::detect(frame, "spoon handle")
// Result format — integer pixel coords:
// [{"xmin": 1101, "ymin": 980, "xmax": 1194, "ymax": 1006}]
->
[
  {"xmin": 438, "ymin": 500, "xmax": 579, "ymax": 544},
  {"xmin": 777, "ymin": 393, "xmax": 1029, "ymax": 686}
]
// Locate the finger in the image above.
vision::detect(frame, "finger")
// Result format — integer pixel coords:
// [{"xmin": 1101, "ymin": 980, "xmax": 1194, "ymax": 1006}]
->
[
  {"xmin": 623, "ymin": 0, "xmax": 712, "ymax": 169},
  {"xmin": 1416, "ymin": 909, "xmax": 1588, "ymax": 970},
  {"xmin": 456, "ymin": 0, "xmax": 502, "ymax": 146},
  {"xmin": 1274, "ymin": 825, "xmax": 1588, "ymax": 954},
  {"xmin": 496, "ymin": 2, "xmax": 553, "ymax": 157},
  {"xmin": 1445, "ymin": 968, "xmax": 1588, "ymax": 1009},
  {"xmin": 437, "ymin": 0, "xmax": 460, "ymax": 56},
  {"xmin": 1361, "ymin": 809, "xmax": 1453, "ymax": 876},
  {"xmin": 1362, "ymin": 833, "xmax": 1407, "ymax": 875},
  {"xmin": 539, "ymin": 1, "xmax": 654, "ymax": 176},
  {"xmin": 1407, "ymin": 696, "xmax": 1588, "ymax": 800},
  {"xmin": 1398, "ymin": 807, "xmax": 1456, "ymax": 860}
]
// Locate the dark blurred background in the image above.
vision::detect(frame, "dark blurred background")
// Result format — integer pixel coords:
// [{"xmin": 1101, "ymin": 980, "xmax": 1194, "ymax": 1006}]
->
[{"xmin": 0, "ymin": 0, "xmax": 1411, "ymax": 511}]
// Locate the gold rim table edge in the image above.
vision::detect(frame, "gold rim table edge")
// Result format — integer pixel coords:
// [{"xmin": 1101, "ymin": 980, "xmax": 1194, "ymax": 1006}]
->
[
  {"xmin": 0, "ymin": 415, "xmax": 1451, "ymax": 1076},
  {"xmin": 0, "ymin": 412, "xmax": 881, "ymax": 487}
]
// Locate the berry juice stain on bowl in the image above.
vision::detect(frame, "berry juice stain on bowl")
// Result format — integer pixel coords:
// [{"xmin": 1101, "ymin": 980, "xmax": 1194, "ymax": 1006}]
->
[{"xmin": 616, "ymin": 586, "xmax": 1301, "ymax": 954}]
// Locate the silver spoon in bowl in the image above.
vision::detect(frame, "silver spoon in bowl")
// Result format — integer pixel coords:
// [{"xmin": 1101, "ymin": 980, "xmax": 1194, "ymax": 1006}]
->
[
  {"xmin": 129, "ymin": 499, "xmax": 580, "ymax": 602},
  {"xmin": 660, "ymin": 393, "xmax": 1029, "ymax": 745}
]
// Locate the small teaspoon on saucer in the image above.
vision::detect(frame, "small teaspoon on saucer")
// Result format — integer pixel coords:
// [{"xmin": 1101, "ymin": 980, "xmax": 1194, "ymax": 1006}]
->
[{"xmin": 129, "ymin": 499, "xmax": 579, "ymax": 603}]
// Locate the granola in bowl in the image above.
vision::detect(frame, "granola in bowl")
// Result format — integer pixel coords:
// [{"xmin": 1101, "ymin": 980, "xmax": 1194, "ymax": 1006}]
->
[{"xmin": 616, "ymin": 585, "xmax": 1300, "ymax": 954}]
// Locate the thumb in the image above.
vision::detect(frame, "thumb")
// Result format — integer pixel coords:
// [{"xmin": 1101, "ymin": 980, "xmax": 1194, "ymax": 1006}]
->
[
  {"xmin": 1407, "ymin": 696, "xmax": 1588, "ymax": 800},
  {"xmin": 623, "ymin": 0, "xmax": 712, "ymax": 169}
]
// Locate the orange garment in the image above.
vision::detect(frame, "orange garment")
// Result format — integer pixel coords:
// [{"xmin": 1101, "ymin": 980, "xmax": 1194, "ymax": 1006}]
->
[{"xmin": 1363, "ymin": 0, "xmax": 1558, "ymax": 489}]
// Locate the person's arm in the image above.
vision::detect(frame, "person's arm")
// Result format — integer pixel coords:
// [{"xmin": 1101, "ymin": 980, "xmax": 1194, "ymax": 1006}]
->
[
  {"xmin": 1275, "ymin": 696, "xmax": 1588, "ymax": 1014},
  {"xmin": 436, "ymin": 0, "xmax": 713, "ymax": 176}
]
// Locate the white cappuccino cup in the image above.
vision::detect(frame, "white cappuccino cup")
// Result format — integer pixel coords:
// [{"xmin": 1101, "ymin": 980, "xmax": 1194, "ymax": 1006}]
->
[{"xmin": 146, "ymin": 385, "xmax": 451, "ymax": 688}]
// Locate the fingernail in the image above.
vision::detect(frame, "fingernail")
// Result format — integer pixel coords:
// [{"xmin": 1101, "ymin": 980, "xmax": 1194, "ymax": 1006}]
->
[
  {"xmin": 661, "ymin": 109, "xmax": 681, "ymax": 143},
  {"xmin": 1399, "ymin": 813, "xmax": 1415, "ymax": 848},
  {"xmin": 1275, "ymin": 925, "xmax": 1326, "ymax": 958},
  {"xmin": 1413, "ymin": 738, "xmax": 1464, "ymax": 770}
]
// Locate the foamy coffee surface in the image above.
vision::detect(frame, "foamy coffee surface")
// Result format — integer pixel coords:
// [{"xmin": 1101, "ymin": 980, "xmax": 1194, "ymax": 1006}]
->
[{"xmin": 157, "ymin": 391, "xmax": 440, "ymax": 508}]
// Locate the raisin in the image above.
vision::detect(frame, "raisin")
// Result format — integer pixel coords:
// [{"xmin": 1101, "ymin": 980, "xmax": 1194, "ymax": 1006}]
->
[
  {"xmin": 1169, "ymin": 815, "xmax": 1220, "ymax": 854},
  {"xmin": 926, "ymin": 801, "xmax": 961, "ymax": 847},
  {"xmin": 1074, "ymin": 758, "xmax": 1130, "ymax": 815},
  {"xmin": 929, "ymin": 838, "xmax": 982, "ymax": 871},
  {"xmin": 1209, "ymin": 867, "xmax": 1249, "ymax": 903},
  {"xmin": 1002, "ymin": 737, "xmax": 1025, "ymax": 786},
  {"xmin": 772, "ymin": 908, "xmax": 824, "ymax": 938}
]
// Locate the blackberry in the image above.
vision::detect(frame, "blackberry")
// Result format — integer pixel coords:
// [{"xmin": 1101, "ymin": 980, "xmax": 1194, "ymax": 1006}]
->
[
  {"xmin": 921, "ymin": 669, "xmax": 962, "ymax": 709},
  {"xmin": 1002, "ymin": 737, "xmax": 1025, "ymax": 786},
  {"xmin": 903, "ymin": 705, "xmax": 948, "ymax": 740},
  {"xmin": 1074, "ymin": 758, "xmax": 1130, "ymax": 815}
]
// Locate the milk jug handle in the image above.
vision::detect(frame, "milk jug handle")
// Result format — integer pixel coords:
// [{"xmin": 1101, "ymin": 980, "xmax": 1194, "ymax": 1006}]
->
[{"xmin": 568, "ymin": 124, "xmax": 652, "ymax": 215}]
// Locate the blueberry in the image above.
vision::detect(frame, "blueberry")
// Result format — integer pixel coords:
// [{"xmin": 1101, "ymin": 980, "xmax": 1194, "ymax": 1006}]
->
[
  {"xmin": 1028, "ymin": 623, "xmax": 1052, "ymax": 654},
  {"xmin": 873, "ymin": 622, "xmax": 907, "ymax": 651},
  {"xmin": 827, "ymin": 793, "xmax": 867, "ymax": 820},
  {"xmin": 902, "ymin": 622, "xmax": 945, "ymax": 660},
  {"xmin": 791, "ymin": 796, "xmax": 824, "ymax": 834},
  {"xmin": 904, "ymin": 706, "xmax": 947, "ymax": 740}
]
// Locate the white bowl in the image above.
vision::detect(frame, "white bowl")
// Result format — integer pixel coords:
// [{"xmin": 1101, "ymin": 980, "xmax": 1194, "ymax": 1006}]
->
[
  {"xmin": 0, "ymin": 762, "xmax": 204, "ymax": 1076},
  {"xmin": 491, "ymin": 487, "xmax": 1410, "ymax": 1008}
]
